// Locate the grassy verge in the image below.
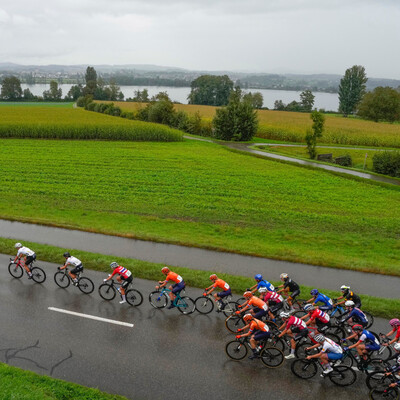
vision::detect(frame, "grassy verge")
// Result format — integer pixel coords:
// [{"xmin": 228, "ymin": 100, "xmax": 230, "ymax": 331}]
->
[
  {"xmin": 0, "ymin": 238, "xmax": 398, "ymax": 320},
  {"xmin": 0, "ymin": 362, "xmax": 127, "ymax": 400},
  {"xmin": 1, "ymin": 138, "xmax": 399, "ymax": 276}
]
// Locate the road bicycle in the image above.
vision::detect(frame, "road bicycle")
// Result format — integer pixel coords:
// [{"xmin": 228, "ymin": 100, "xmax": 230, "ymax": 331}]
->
[
  {"xmin": 366, "ymin": 362, "xmax": 400, "ymax": 390},
  {"xmin": 369, "ymin": 383, "xmax": 399, "ymax": 400},
  {"xmin": 54, "ymin": 267, "xmax": 94, "ymax": 294},
  {"xmin": 8, "ymin": 258, "xmax": 46, "ymax": 284},
  {"xmin": 149, "ymin": 287, "xmax": 195, "ymax": 314},
  {"xmin": 194, "ymin": 292, "xmax": 238, "ymax": 317},
  {"xmin": 225, "ymin": 314, "xmax": 279, "ymax": 334},
  {"xmin": 98, "ymin": 279, "xmax": 143, "ymax": 306},
  {"xmin": 225, "ymin": 336, "xmax": 284, "ymax": 368},
  {"xmin": 290, "ymin": 357, "xmax": 357, "ymax": 386}
]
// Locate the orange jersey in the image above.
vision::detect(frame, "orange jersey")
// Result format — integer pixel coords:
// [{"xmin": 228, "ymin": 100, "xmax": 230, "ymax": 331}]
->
[
  {"xmin": 249, "ymin": 296, "xmax": 268, "ymax": 310},
  {"xmin": 249, "ymin": 319, "xmax": 269, "ymax": 332},
  {"xmin": 165, "ymin": 272, "xmax": 183, "ymax": 284},
  {"xmin": 213, "ymin": 279, "xmax": 230, "ymax": 290}
]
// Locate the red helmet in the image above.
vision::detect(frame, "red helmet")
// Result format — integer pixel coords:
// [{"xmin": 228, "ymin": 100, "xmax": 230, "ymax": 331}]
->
[
  {"xmin": 161, "ymin": 267, "xmax": 170, "ymax": 274},
  {"xmin": 209, "ymin": 274, "xmax": 217, "ymax": 281},
  {"xmin": 243, "ymin": 314, "xmax": 253, "ymax": 322},
  {"xmin": 352, "ymin": 324, "xmax": 363, "ymax": 333},
  {"xmin": 243, "ymin": 291, "xmax": 252, "ymax": 299}
]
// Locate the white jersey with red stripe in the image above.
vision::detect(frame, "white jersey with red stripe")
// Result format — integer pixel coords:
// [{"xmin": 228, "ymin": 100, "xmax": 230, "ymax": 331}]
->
[
  {"xmin": 264, "ymin": 291, "xmax": 283, "ymax": 303},
  {"xmin": 111, "ymin": 266, "xmax": 132, "ymax": 279},
  {"xmin": 287, "ymin": 315, "xmax": 307, "ymax": 330}
]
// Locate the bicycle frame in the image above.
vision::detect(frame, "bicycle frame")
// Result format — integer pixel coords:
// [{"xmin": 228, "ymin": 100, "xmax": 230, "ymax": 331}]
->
[{"xmin": 156, "ymin": 287, "xmax": 186, "ymax": 308}]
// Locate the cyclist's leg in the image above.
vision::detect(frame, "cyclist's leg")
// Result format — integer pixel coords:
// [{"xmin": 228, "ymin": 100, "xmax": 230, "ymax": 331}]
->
[
  {"xmin": 217, "ymin": 289, "xmax": 231, "ymax": 308},
  {"xmin": 170, "ymin": 282, "xmax": 185, "ymax": 304},
  {"xmin": 24, "ymin": 255, "xmax": 35, "ymax": 276},
  {"xmin": 69, "ymin": 265, "xmax": 83, "ymax": 282}
]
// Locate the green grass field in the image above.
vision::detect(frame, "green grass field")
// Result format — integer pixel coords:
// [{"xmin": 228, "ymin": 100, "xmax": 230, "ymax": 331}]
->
[
  {"xmin": 1, "ymin": 138, "xmax": 399, "ymax": 275},
  {"xmin": 0, "ymin": 362, "xmax": 127, "ymax": 400},
  {"xmin": 0, "ymin": 101, "xmax": 74, "ymax": 107}
]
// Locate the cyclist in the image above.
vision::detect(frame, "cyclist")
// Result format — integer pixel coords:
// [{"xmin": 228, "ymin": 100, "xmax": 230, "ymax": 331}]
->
[
  {"xmin": 335, "ymin": 285, "xmax": 362, "ymax": 308},
  {"xmin": 276, "ymin": 273, "xmax": 300, "ymax": 309},
  {"xmin": 305, "ymin": 334, "xmax": 343, "ymax": 374},
  {"xmin": 236, "ymin": 313, "xmax": 271, "ymax": 360},
  {"xmin": 301, "ymin": 304, "xmax": 330, "ymax": 332},
  {"xmin": 103, "ymin": 262, "xmax": 133, "ymax": 304},
  {"xmin": 339, "ymin": 300, "xmax": 368, "ymax": 328},
  {"xmin": 384, "ymin": 342, "xmax": 400, "ymax": 375},
  {"xmin": 260, "ymin": 287, "xmax": 284, "ymax": 319},
  {"xmin": 237, "ymin": 291, "xmax": 269, "ymax": 320},
  {"xmin": 278, "ymin": 311, "xmax": 309, "ymax": 359},
  {"xmin": 204, "ymin": 274, "xmax": 231, "ymax": 310},
  {"xmin": 156, "ymin": 267, "xmax": 185, "ymax": 309},
  {"xmin": 306, "ymin": 289, "xmax": 333, "ymax": 311},
  {"xmin": 59, "ymin": 252, "xmax": 83, "ymax": 285},
  {"xmin": 344, "ymin": 324, "xmax": 380, "ymax": 362},
  {"xmin": 383, "ymin": 319, "xmax": 400, "ymax": 346},
  {"xmin": 250, "ymin": 274, "xmax": 275, "ymax": 297},
  {"xmin": 13, "ymin": 243, "xmax": 36, "ymax": 279}
]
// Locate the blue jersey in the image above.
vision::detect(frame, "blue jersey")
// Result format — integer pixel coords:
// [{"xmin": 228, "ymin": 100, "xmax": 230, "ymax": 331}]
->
[
  {"xmin": 314, "ymin": 293, "xmax": 333, "ymax": 307},
  {"xmin": 348, "ymin": 308, "xmax": 368, "ymax": 323},
  {"xmin": 360, "ymin": 330, "xmax": 380, "ymax": 347},
  {"xmin": 257, "ymin": 280, "xmax": 275, "ymax": 292}
]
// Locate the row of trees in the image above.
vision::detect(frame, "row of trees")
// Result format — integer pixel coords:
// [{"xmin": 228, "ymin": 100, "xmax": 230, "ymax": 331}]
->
[{"xmin": 274, "ymin": 90, "xmax": 315, "ymax": 112}]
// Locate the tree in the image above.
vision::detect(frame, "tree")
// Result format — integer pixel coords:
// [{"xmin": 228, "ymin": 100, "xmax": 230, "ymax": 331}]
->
[
  {"xmin": 274, "ymin": 100, "xmax": 285, "ymax": 111},
  {"xmin": 300, "ymin": 90, "xmax": 315, "ymax": 112},
  {"xmin": 305, "ymin": 110, "xmax": 325, "ymax": 159},
  {"xmin": 357, "ymin": 86, "xmax": 400, "ymax": 122},
  {"xmin": 243, "ymin": 91, "xmax": 263, "ymax": 109},
  {"xmin": 83, "ymin": 66, "xmax": 98, "ymax": 96},
  {"xmin": 338, "ymin": 65, "xmax": 368, "ymax": 116},
  {"xmin": 0, "ymin": 76, "xmax": 22, "ymax": 100},
  {"xmin": 285, "ymin": 101, "xmax": 302, "ymax": 112},
  {"xmin": 213, "ymin": 87, "xmax": 258, "ymax": 141},
  {"xmin": 188, "ymin": 75, "xmax": 233, "ymax": 106},
  {"xmin": 43, "ymin": 80, "xmax": 62, "ymax": 101},
  {"xmin": 23, "ymin": 88, "xmax": 36, "ymax": 100},
  {"xmin": 66, "ymin": 84, "xmax": 83, "ymax": 101}
]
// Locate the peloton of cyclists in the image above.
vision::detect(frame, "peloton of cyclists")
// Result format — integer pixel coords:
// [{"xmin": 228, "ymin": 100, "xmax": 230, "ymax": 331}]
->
[
  {"xmin": 59, "ymin": 252, "xmax": 83, "ymax": 285},
  {"xmin": 276, "ymin": 273, "xmax": 300, "ymax": 310},
  {"xmin": 156, "ymin": 267, "xmax": 185, "ymax": 309},
  {"xmin": 13, "ymin": 242, "xmax": 36, "ymax": 279},
  {"xmin": 204, "ymin": 274, "xmax": 231, "ymax": 311},
  {"xmin": 343, "ymin": 324, "xmax": 380, "ymax": 362},
  {"xmin": 103, "ymin": 262, "xmax": 133, "ymax": 304},
  {"xmin": 235, "ymin": 313, "xmax": 271, "ymax": 360}
]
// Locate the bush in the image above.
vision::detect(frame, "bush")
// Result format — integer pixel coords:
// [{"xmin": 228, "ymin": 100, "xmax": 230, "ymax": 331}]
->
[
  {"xmin": 172, "ymin": 111, "xmax": 190, "ymax": 132},
  {"xmin": 147, "ymin": 100, "xmax": 176, "ymax": 126},
  {"xmin": 334, "ymin": 154, "xmax": 352, "ymax": 167},
  {"xmin": 86, "ymin": 101, "xmax": 96, "ymax": 111},
  {"xmin": 120, "ymin": 111, "xmax": 135, "ymax": 120},
  {"xmin": 373, "ymin": 151, "xmax": 400, "ymax": 177}
]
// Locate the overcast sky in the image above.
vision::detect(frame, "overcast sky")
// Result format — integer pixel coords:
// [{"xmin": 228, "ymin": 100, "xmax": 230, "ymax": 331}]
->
[{"xmin": 0, "ymin": 0, "xmax": 399, "ymax": 79}]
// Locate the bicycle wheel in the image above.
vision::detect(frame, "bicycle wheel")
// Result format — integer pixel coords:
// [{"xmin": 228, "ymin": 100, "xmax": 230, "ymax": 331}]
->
[
  {"xmin": 295, "ymin": 342, "xmax": 319, "ymax": 359},
  {"xmin": 177, "ymin": 296, "xmax": 195, "ymax": 314},
  {"xmin": 98, "ymin": 284, "xmax": 116, "ymax": 301},
  {"xmin": 367, "ymin": 372, "xmax": 394, "ymax": 390},
  {"xmin": 370, "ymin": 387, "xmax": 399, "ymax": 400},
  {"xmin": 225, "ymin": 340, "xmax": 247, "ymax": 360},
  {"xmin": 324, "ymin": 332, "xmax": 341, "ymax": 343},
  {"xmin": 292, "ymin": 299, "xmax": 306, "ymax": 311},
  {"xmin": 266, "ymin": 337, "xmax": 287, "ymax": 354},
  {"xmin": 236, "ymin": 297, "xmax": 246, "ymax": 307},
  {"xmin": 225, "ymin": 315, "xmax": 245, "ymax": 333},
  {"xmin": 8, "ymin": 263, "xmax": 23, "ymax": 279},
  {"xmin": 365, "ymin": 311, "xmax": 375, "ymax": 329},
  {"xmin": 78, "ymin": 277, "xmax": 94, "ymax": 294},
  {"xmin": 293, "ymin": 310, "xmax": 307, "ymax": 319},
  {"xmin": 326, "ymin": 325, "xmax": 346, "ymax": 339},
  {"xmin": 126, "ymin": 289, "xmax": 143, "ymax": 306},
  {"xmin": 54, "ymin": 271, "xmax": 70, "ymax": 288},
  {"xmin": 260, "ymin": 347, "xmax": 284, "ymax": 368},
  {"xmin": 222, "ymin": 302, "xmax": 239, "ymax": 318},
  {"xmin": 375, "ymin": 345, "xmax": 392, "ymax": 361},
  {"xmin": 329, "ymin": 365, "xmax": 357, "ymax": 386},
  {"xmin": 31, "ymin": 267, "xmax": 46, "ymax": 284},
  {"xmin": 194, "ymin": 296, "xmax": 214, "ymax": 314},
  {"xmin": 149, "ymin": 291, "xmax": 168, "ymax": 309},
  {"xmin": 291, "ymin": 359, "xmax": 318, "ymax": 379}
]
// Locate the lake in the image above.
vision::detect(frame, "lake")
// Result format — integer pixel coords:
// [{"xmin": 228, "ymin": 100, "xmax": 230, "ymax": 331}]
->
[{"xmin": 21, "ymin": 84, "xmax": 339, "ymax": 111}]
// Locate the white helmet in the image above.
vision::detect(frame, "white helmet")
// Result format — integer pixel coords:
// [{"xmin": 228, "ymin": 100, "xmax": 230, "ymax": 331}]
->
[
  {"xmin": 280, "ymin": 273, "xmax": 288, "ymax": 280},
  {"xmin": 340, "ymin": 285, "xmax": 350, "ymax": 291},
  {"xmin": 394, "ymin": 343, "xmax": 400, "ymax": 352},
  {"xmin": 15, "ymin": 242, "xmax": 22, "ymax": 248},
  {"xmin": 110, "ymin": 262, "xmax": 118, "ymax": 269},
  {"xmin": 280, "ymin": 312, "xmax": 290, "ymax": 319},
  {"xmin": 314, "ymin": 334, "xmax": 325, "ymax": 342},
  {"xmin": 345, "ymin": 300, "xmax": 355, "ymax": 307},
  {"xmin": 258, "ymin": 287, "xmax": 267, "ymax": 293}
]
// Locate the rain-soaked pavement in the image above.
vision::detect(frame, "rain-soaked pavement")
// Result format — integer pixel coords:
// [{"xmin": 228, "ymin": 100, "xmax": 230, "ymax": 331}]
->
[
  {"xmin": 1, "ymin": 219, "xmax": 399, "ymax": 299},
  {"xmin": 0, "ymin": 253, "xmax": 389, "ymax": 400}
]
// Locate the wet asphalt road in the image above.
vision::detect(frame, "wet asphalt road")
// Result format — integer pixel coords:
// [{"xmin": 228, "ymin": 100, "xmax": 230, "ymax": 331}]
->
[
  {"xmin": 0, "ymin": 253, "xmax": 387, "ymax": 400},
  {"xmin": 1, "ymin": 219, "xmax": 399, "ymax": 299}
]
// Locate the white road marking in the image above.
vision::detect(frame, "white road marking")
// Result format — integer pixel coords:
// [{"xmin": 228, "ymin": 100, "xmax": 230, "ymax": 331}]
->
[{"xmin": 48, "ymin": 307, "xmax": 134, "ymax": 327}]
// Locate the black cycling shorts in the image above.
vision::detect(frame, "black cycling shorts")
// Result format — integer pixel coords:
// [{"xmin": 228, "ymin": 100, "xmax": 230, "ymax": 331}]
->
[
  {"xmin": 290, "ymin": 289, "xmax": 300, "ymax": 300},
  {"xmin": 71, "ymin": 264, "xmax": 83, "ymax": 274},
  {"xmin": 270, "ymin": 302, "xmax": 283, "ymax": 314},
  {"xmin": 25, "ymin": 254, "xmax": 36, "ymax": 265},
  {"xmin": 294, "ymin": 328, "xmax": 309, "ymax": 341},
  {"xmin": 121, "ymin": 275, "xmax": 133, "ymax": 289}
]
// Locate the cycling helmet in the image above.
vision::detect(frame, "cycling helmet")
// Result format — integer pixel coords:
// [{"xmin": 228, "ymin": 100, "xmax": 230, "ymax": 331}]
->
[
  {"xmin": 243, "ymin": 314, "xmax": 253, "ymax": 322},
  {"xmin": 63, "ymin": 252, "xmax": 70, "ymax": 258},
  {"xmin": 394, "ymin": 343, "xmax": 400, "ymax": 352},
  {"xmin": 280, "ymin": 273, "xmax": 288, "ymax": 281},
  {"xmin": 345, "ymin": 300, "xmax": 355, "ymax": 308},
  {"xmin": 310, "ymin": 289, "xmax": 319, "ymax": 296},
  {"xmin": 15, "ymin": 242, "xmax": 22, "ymax": 248},
  {"xmin": 243, "ymin": 291, "xmax": 252, "ymax": 299},
  {"xmin": 314, "ymin": 334, "xmax": 325, "ymax": 342},
  {"xmin": 304, "ymin": 304, "xmax": 314, "ymax": 312},
  {"xmin": 254, "ymin": 274, "xmax": 263, "ymax": 281},
  {"xmin": 110, "ymin": 262, "xmax": 118, "ymax": 269},
  {"xmin": 209, "ymin": 274, "xmax": 217, "ymax": 281},
  {"xmin": 258, "ymin": 287, "xmax": 267, "ymax": 293},
  {"xmin": 352, "ymin": 324, "xmax": 364, "ymax": 333},
  {"xmin": 161, "ymin": 267, "xmax": 170, "ymax": 274},
  {"xmin": 340, "ymin": 285, "xmax": 350, "ymax": 292},
  {"xmin": 280, "ymin": 312, "xmax": 290, "ymax": 319},
  {"xmin": 389, "ymin": 318, "xmax": 400, "ymax": 327}
]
